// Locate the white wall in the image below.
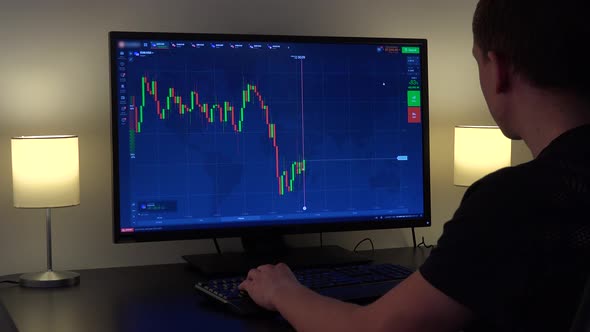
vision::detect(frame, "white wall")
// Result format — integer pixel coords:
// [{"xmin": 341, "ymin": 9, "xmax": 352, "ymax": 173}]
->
[{"xmin": 0, "ymin": 0, "xmax": 532, "ymax": 276}]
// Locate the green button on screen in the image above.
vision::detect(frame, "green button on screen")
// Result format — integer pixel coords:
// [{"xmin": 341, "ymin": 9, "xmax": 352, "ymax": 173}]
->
[
  {"xmin": 407, "ymin": 91, "xmax": 421, "ymax": 107},
  {"xmin": 402, "ymin": 47, "xmax": 420, "ymax": 54}
]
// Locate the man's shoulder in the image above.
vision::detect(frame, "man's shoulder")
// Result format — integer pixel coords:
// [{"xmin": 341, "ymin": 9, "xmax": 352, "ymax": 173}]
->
[
  {"xmin": 455, "ymin": 160, "xmax": 551, "ymax": 219},
  {"xmin": 474, "ymin": 158, "xmax": 540, "ymax": 188},
  {"xmin": 463, "ymin": 162, "xmax": 535, "ymax": 198}
]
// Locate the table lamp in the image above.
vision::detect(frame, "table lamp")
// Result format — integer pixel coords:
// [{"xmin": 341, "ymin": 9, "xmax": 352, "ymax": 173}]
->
[
  {"xmin": 454, "ymin": 126, "xmax": 511, "ymax": 187},
  {"xmin": 11, "ymin": 135, "xmax": 81, "ymax": 288}
]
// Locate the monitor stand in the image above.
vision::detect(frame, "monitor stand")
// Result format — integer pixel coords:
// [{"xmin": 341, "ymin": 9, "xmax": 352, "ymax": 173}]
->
[{"xmin": 182, "ymin": 234, "xmax": 372, "ymax": 277}]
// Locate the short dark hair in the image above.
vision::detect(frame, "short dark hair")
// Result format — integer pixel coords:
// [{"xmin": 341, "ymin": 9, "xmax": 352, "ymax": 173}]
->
[{"xmin": 473, "ymin": 0, "xmax": 588, "ymax": 98}]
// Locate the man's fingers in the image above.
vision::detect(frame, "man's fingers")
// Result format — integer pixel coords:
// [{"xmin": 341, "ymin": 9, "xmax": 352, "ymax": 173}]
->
[
  {"xmin": 257, "ymin": 264, "xmax": 274, "ymax": 271},
  {"xmin": 238, "ymin": 279, "xmax": 249, "ymax": 290},
  {"xmin": 246, "ymin": 268, "xmax": 259, "ymax": 280},
  {"xmin": 276, "ymin": 262, "xmax": 290, "ymax": 270}
]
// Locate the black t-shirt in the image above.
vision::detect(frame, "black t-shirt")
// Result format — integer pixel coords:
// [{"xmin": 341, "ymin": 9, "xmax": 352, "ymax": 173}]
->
[{"xmin": 420, "ymin": 124, "xmax": 590, "ymax": 332}]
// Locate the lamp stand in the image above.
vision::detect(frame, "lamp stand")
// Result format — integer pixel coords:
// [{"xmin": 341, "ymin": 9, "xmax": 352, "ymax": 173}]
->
[{"xmin": 19, "ymin": 208, "xmax": 80, "ymax": 288}]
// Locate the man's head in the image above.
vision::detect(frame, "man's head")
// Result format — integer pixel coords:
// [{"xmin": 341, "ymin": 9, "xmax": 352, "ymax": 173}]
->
[{"xmin": 472, "ymin": 0, "xmax": 588, "ymax": 139}]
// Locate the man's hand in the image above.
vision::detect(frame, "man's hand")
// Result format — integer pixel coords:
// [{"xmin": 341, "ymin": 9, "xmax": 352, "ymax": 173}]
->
[
  {"xmin": 239, "ymin": 266, "xmax": 471, "ymax": 332},
  {"xmin": 238, "ymin": 262, "xmax": 302, "ymax": 311}
]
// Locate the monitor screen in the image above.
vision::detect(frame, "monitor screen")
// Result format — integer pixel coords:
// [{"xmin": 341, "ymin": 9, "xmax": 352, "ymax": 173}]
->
[{"xmin": 110, "ymin": 32, "xmax": 430, "ymax": 243}]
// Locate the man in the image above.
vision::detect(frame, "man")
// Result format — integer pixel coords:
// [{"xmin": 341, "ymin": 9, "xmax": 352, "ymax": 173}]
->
[{"xmin": 239, "ymin": 0, "xmax": 590, "ymax": 330}]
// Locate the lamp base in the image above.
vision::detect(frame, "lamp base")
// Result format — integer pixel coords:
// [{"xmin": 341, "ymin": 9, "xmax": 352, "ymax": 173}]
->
[{"xmin": 19, "ymin": 271, "xmax": 80, "ymax": 288}]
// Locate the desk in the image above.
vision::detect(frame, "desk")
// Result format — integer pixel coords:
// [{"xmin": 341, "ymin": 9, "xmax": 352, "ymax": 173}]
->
[{"xmin": 0, "ymin": 247, "xmax": 430, "ymax": 332}]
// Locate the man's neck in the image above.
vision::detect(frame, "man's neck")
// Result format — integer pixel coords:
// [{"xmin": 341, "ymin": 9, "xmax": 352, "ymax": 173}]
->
[{"xmin": 514, "ymin": 91, "xmax": 590, "ymax": 158}]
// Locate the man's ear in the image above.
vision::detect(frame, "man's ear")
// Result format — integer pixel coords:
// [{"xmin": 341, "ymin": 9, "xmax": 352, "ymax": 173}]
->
[{"xmin": 487, "ymin": 51, "xmax": 511, "ymax": 94}]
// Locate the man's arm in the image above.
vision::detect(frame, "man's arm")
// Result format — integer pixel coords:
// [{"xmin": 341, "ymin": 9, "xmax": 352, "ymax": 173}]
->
[{"xmin": 239, "ymin": 263, "xmax": 472, "ymax": 332}]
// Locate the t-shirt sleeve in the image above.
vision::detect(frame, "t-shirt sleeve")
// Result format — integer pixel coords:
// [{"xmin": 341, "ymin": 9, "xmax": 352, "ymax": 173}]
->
[{"xmin": 419, "ymin": 169, "xmax": 534, "ymax": 323}]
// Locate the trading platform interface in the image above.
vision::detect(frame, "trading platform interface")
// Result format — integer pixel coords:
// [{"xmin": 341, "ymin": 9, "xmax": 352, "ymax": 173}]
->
[{"xmin": 113, "ymin": 37, "xmax": 427, "ymax": 234}]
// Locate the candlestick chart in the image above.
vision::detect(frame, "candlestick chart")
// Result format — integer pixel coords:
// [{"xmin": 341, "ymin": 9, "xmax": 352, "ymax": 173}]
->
[{"xmin": 129, "ymin": 76, "xmax": 306, "ymax": 198}]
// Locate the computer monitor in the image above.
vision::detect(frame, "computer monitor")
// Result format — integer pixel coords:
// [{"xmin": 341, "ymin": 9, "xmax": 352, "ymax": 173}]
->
[{"xmin": 109, "ymin": 31, "xmax": 430, "ymax": 274}]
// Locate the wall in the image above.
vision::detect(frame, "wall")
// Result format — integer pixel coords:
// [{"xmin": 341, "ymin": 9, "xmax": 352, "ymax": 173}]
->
[{"xmin": 0, "ymin": 0, "xmax": 532, "ymax": 276}]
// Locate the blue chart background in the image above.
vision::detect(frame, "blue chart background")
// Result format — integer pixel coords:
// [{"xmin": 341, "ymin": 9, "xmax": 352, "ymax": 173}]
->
[{"xmin": 116, "ymin": 40, "xmax": 425, "ymax": 230}]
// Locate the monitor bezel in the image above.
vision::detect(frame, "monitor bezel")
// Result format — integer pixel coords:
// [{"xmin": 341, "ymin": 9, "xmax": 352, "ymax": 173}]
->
[{"xmin": 109, "ymin": 31, "xmax": 431, "ymax": 243}]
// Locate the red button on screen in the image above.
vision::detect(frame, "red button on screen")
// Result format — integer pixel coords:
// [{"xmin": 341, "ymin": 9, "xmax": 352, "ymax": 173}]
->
[{"xmin": 408, "ymin": 107, "xmax": 421, "ymax": 123}]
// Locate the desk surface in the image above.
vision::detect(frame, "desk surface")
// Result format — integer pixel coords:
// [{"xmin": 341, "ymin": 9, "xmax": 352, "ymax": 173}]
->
[{"xmin": 0, "ymin": 247, "xmax": 430, "ymax": 332}]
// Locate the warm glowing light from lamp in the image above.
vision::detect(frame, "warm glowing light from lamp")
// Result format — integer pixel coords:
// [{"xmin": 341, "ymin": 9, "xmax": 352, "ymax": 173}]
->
[
  {"xmin": 11, "ymin": 135, "xmax": 80, "ymax": 208},
  {"xmin": 454, "ymin": 126, "xmax": 511, "ymax": 187}
]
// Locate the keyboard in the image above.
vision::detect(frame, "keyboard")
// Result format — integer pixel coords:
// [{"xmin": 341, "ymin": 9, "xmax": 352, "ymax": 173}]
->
[{"xmin": 195, "ymin": 263, "xmax": 413, "ymax": 315}]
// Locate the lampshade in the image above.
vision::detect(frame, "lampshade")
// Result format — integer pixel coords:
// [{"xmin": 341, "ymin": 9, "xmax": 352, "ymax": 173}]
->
[
  {"xmin": 454, "ymin": 126, "xmax": 511, "ymax": 187},
  {"xmin": 11, "ymin": 135, "xmax": 80, "ymax": 208}
]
